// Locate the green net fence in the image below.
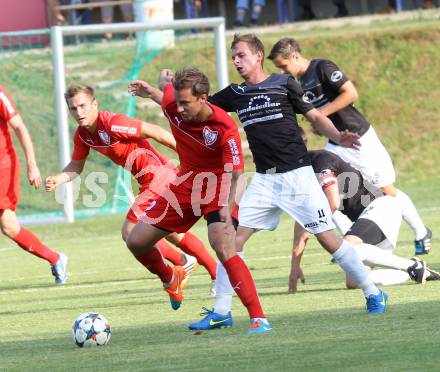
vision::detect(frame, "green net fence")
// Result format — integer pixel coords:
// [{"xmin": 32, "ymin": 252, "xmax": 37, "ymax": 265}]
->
[
  {"xmin": 0, "ymin": 30, "xmax": 163, "ymax": 223},
  {"xmin": 0, "ymin": 27, "xmax": 222, "ymax": 224}
]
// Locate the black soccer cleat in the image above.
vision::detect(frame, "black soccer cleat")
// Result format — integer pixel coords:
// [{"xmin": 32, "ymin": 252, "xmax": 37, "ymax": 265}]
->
[
  {"xmin": 426, "ymin": 267, "xmax": 440, "ymax": 281},
  {"xmin": 407, "ymin": 257, "xmax": 428, "ymax": 284},
  {"xmin": 414, "ymin": 227, "xmax": 432, "ymax": 255}
]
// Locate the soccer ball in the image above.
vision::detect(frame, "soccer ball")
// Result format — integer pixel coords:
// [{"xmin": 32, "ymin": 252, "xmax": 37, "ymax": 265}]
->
[{"xmin": 72, "ymin": 312, "xmax": 111, "ymax": 348}]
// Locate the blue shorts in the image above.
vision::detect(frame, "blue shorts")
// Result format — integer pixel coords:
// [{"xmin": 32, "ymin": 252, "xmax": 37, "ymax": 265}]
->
[{"xmin": 236, "ymin": 0, "xmax": 266, "ymax": 10}]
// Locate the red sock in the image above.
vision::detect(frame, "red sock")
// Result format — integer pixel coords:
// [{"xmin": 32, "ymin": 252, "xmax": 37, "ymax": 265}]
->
[
  {"xmin": 156, "ymin": 239, "xmax": 186, "ymax": 266},
  {"xmin": 178, "ymin": 232, "xmax": 217, "ymax": 280},
  {"xmin": 223, "ymin": 255, "xmax": 265, "ymax": 319},
  {"xmin": 13, "ymin": 228, "xmax": 59, "ymax": 265},
  {"xmin": 134, "ymin": 247, "xmax": 173, "ymax": 283}
]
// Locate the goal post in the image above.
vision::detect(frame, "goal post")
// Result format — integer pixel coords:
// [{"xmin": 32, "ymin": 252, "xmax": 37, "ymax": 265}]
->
[{"xmin": 50, "ymin": 17, "xmax": 228, "ymax": 223}]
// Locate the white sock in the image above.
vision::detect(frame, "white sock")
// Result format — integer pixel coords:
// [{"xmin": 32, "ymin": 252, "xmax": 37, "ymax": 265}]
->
[
  {"xmin": 395, "ymin": 190, "xmax": 427, "ymax": 240},
  {"xmin": 354, "ymin": 243, "xmax": 414, "ymax": 271},
  {"xmin": 332, "ymin": 210, "xmax": 353, "ymax": 235},
  {"xmin": 332, "ymin": 240, "xmax": 379, "ymax": 297},
  {"xmin": 213, "ymin": 262, "xmax": 234, "ymax": 315},
  {"xmin": 213, "ymin": 252, "xmax": 245, "ymax": 315},
  {"xmin": 369, "ymin": 269, "xmax": 410, "ymax": 286}
]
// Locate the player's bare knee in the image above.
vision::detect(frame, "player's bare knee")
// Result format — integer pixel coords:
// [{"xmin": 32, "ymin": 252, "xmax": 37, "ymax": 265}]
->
[
  {"xmin": 126, "ymin": 233, "xmax": 145, "ymax": 254},
  {"xmin": 210, "ymin": 239, "xmax": 231, "ymax": 262},
  {"xmin": 166, "ymin": 232, "xmax": 182, "ymax": 245},
  {"xmin": 121, "ymin": 228, "xmax": 128, "ymax": 242},
  {"xmin": 0, "ymin": 220, "xmax": 20, "ymax": 239}
]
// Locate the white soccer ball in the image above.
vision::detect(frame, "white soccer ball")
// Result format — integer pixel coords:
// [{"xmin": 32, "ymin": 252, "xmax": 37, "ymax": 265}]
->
[{"xmin": 72, "ymin": 312, "xmax": 111, "ymax": 348}]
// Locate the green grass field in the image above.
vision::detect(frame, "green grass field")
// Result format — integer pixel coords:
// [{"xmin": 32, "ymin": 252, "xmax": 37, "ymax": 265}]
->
[
  {"xmin": 0, "ymin": 183, "xmax": 439, "ymax": 371},
  {"xmin": 1, "ymin": 14, "xmax": 440, "ymax": 371}
]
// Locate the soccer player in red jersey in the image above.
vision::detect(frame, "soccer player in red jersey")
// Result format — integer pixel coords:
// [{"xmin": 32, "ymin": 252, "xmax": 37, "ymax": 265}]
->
[
  {"xmin": 45, "ymin": 85, "xmax": 218, "ymax": 289},
  {"xmin": 0, "ymin": 85, "xmax": 68, "ymax": 284},
  {"xmin": 127, "ymin": 68, "xmax": 271, "ymax": 333}
]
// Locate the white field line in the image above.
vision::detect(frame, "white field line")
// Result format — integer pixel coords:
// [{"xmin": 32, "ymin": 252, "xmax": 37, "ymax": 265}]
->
[{"xmin": 0, "ymin": 278, "xmax": 147, "ymax": 295}]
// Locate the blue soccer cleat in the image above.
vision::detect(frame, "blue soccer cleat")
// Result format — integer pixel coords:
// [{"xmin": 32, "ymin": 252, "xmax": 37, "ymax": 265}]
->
[
  {"xmin": 415, "ymin": 227, "xmax": 432, "ymax": 255},
  {"xmin": 247, "ymin": 318, "xmax": 272, "ymax": 335},
  {"xmin": 366, "ymin": 289, "xmax": 388, "ymax": 315},
  {"xmin": 188, "ymin": 307, "xmax": 233, "ymax": 330},
  {"xmin": 51, "ymin": 253, "xmax": 68, "ymax": 285}
]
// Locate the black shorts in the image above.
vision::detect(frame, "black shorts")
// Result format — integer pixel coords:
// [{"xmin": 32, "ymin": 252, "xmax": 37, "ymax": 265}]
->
[
  {"xmin": 206, "ymin": 210, "xmax": 239, "ymax": 231},
  {"xmin": 345, "ymin": 218, "xmax": 387, "ymax": 246}
]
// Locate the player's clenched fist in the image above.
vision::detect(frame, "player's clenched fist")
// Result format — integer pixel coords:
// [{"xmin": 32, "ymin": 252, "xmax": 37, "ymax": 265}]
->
[{"xmin": 45, "ymin": 176, "xmax": 58, "ymax": 192}]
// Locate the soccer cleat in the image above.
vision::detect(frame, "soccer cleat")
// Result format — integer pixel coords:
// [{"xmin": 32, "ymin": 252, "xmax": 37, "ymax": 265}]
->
[
  {"xmin": 209, "ymin": 280, "xmax": 216, "ymax": 297},
  {"xmin": 426, "ymin": 267, "xmax": 440, "ymax": 281},
  {"xmin": 407, "ymin": 257, "xmax": 428, "ymax": 284},
  {"xmin": 163, "ymin": 266, "xmax": 185, "ymax": 310},
  {"xmin": 366, "ymin": 289, "xmax": 388, "ymax": 315},
  {"xmin": 181, "ymin": 254, "xmax": 199, "ymax": 289},
  {"xmin": 415, "ymin": 227, "xmax": 432, "ymax": 255},
  {"xmin": 247, "ymin": 318, "xmax": 273, "ymax": 334},
  {"xmin": 51, "ymin": 253, "xmax": 68, "ymax": 285},
  {"xmin": 188, "ymin": 307, "xmax": 233, "ymax": 330}
]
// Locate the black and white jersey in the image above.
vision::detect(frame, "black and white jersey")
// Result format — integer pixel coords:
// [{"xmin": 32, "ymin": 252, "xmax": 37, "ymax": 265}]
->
[
  {"xmin": 299, "ymin": 59, "xmax": 370, "ymax": 142},
  {"xmin": 309, "ymin": 149, "xmax": 383, "ymax": 221},
  {"xmin": 209, "ymin": 74, "xmax": 313, "ymax": 173}
]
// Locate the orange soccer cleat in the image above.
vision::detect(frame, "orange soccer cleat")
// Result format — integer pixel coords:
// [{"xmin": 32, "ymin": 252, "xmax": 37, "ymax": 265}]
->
[
  {"xmin": 163, "ymin": 266, "xmax": 185, "ymax": 310},
  {"xmin": 181, "ymin": 254, "xmax": 200, "ymax": 289}
]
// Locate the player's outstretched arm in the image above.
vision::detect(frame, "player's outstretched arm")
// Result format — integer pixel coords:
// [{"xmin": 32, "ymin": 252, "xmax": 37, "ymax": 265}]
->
[
  {"xmin": 289, "ymin": 222, "xmax": 310, "ymax": 293},
  {"xmin": 140, "ymin": 122, "xmax": 176, "ymax": 151},
  {"xmin": 128, "ymin": 80, "xmax": 163, "ymax": 105},
  {"xmin": 319, "ymin": 81, "xmax": 358, "ymax": 117},
  {"xmin": 304, "ymin": 108, "xmax": 360, "ymax": 149},
  {"xmin": 45, "ymin": 159, "xmax": 86, "ymax": 192},
  {"xmin": 8, "ymin": 114, "xmax": 42, "ymax": 189}
]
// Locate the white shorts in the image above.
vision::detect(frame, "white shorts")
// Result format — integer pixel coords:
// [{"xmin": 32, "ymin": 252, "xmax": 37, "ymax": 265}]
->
[
  {"xmin": 238, "ymin": 166, "xmax": 335, "ymax": 234},
  {"xmin": 349, "ymin": 195, "xmax": 402, "ymax": 251},
  {"xmin": 325, "ymin": 126, "xmax": 396, "ymax": 188}
]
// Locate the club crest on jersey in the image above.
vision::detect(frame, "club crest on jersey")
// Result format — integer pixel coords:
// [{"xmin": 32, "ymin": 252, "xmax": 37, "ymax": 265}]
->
[
  {"xmin": 98, "ymin": 130, "xmax": 110, "ymax": 145},
  {"xmin": 302, "ymin": 91, "xmax": 315, "ymax": 103},
  {"xmin": 331, "ymin": 71, "xmax": 343, "ymax": 82},
  {"xmin": 203, "ymin": 126, "xmax": 218, "ymax": 146}
]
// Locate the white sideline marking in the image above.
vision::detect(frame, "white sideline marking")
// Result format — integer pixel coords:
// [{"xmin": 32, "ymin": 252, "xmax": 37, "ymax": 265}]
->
[{"xmin": 0, "ymin": 278, "xmax": 146, "ymax": 295}]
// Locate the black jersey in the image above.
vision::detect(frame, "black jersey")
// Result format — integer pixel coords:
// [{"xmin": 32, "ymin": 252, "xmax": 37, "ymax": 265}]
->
[
  {"xmin": 209, "ymin": 74, "xmax": 313, "ymax": 173},
  {"xmin": 299, "ymin": 59, "xmax": 370, "ymax": 143},
  {"xmin": 309, "ymin": 150, "xmax": 382, "ymax": 221}
]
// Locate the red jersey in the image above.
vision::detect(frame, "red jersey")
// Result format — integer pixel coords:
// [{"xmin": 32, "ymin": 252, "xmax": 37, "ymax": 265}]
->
[
  {"xmin": 72, "ymin": 111, "xmax": 169, "ymax": 186},
  {"xmin": 161, "ymin": 83, "xmax": 243, "ymax": 176},
  {"xmin": 0, "ymin": 86, "xmax": 18, "ymax": 165}
]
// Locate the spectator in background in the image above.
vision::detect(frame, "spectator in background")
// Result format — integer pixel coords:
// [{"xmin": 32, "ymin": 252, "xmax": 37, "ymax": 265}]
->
[
  {"xmin": 235, "ymin": 0, "xmax": 265, "ymax": 27},
  {"xmin": 298, "ymin": 0, "xmax": 315, "ymax": 20},
  {"xmin": 46, "ymin": 0, "xmax": 67, "ymax": 26},
  {"xmin": 385, "ymin": 0, "xmax": 434, "ymax": 12},
  {"xmin": 183, "ymin": 0, "xmax": 208, "ymax": 19},
  {"xmin": 333, "ymin": 0, "xmax": 348, "ymax": 17},
  {"xmin": 297, "ymin": 0, "xmax": 348, "ymax": 21},
  {"xmin": 99, "ymin": 0, "xmax": 133, "ymax": 39},
  {"xmin": 277, "ymin": 0, "xmax": 297, "ymax": 23}
]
